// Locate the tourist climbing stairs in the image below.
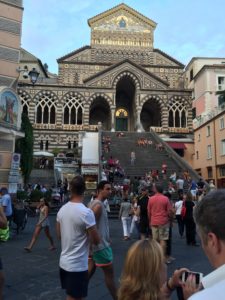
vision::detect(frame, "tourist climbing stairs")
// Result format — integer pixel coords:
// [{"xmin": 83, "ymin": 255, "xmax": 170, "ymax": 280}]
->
[{"xmin": 101, "ymin": 131, "xmax": 199, "ymax": 193}]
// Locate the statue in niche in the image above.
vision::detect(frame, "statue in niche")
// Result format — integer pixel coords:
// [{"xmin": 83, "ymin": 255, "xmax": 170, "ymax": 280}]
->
[{"xmin": 119, "ymin": 18, "xmax": 126, "ymax": 28}]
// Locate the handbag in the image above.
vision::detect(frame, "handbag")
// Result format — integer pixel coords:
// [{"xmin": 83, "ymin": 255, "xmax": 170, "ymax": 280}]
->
[{"xmin": 181, "ymin": 202, "xmax": 186, "ymax": 219}]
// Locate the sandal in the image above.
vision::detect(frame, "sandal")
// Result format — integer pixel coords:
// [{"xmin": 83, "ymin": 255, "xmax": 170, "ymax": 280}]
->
[
  {"xmin": 49, "ymin": 246, "xmax": 56, "ymax": 251},
  {"xmin": 24, "ymin": 247, "xmax": 31, "ymax": 252}
]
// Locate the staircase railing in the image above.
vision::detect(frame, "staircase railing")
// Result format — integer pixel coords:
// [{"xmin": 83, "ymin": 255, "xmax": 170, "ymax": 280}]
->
[{"xmin": 149, "ymin": 128, "xmax": 201, "ymax": 181}]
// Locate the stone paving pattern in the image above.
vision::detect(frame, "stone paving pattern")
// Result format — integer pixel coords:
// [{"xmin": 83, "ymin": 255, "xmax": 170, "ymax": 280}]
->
[{"xmin": 1, "ymin": 216, "xmax": 212, "ymax": 300}]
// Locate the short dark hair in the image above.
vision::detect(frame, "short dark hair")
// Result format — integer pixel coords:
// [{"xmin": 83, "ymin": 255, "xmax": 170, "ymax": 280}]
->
[
  {"xmin": 0, "ymin": 187, "xmax": 8, "ymax": 195},
  {"xmin": 194, "ymin": 190, "xmax": 225, "ymax": 241},
  {"xmin": 154, "ymin": 183, "xmax": 164, "ymax": 194},
  {"xmin": 70, "ymin": 176, "xmax": 86, "ymax": 196},
  {"xmin": 97, "ymin": 180, "xmax": 110, "ymax": 192}
]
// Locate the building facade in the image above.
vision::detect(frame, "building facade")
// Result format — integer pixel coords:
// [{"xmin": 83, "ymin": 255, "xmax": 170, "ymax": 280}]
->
[
  {"xmin": 0, "ymin": 0, "xmax": 24, "ymax": 189},
  {"xmin": 185, "ymin": 58, "xmax": 225, "ymax": 186},
  {"xmin": 18, "ymin": 4, "xmax": 193, "ymax": 152}
]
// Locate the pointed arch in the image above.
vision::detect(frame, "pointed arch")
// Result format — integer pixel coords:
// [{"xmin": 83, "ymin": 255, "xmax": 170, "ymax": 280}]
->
[
  {"xmin": 62, "ymin": 91, "xmax": 85, "ymax": 125},
  {"xmin": 18, "ymin": 89, "xmax": 32, "ymax": 116},
  {"xmin": 34, "ymin": 90, "xmax": 58, "ymax": 124},
  {"xmin": 168, "ymin": 96, "xmax": 189, "ymax": 128}
]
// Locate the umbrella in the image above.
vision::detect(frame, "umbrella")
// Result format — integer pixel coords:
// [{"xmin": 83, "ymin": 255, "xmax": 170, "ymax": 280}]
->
[{"xmin": 33, "ymin": 151, "xmax": 54, "ymax": 157}]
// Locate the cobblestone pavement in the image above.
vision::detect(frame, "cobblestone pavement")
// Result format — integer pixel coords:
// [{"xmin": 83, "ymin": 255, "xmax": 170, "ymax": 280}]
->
[{"xmin": 1, "ymin": 215, "xmax": 212, "ymax": 300}]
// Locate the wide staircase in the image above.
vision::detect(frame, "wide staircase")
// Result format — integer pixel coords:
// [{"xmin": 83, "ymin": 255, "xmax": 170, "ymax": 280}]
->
[{"xmin": 101, "ymin": 131, "xmax": 199, "ymax": 218}]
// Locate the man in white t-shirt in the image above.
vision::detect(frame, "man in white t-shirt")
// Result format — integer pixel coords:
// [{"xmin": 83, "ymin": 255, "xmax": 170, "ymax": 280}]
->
[
  {"xmin": 175, "ymin": 197, "xmax": 184, "ymax": 238},
  {"xmin": 56, "ymin": 176, "xmax": 100, "ymax": 300},
  {"xmin": 182, "ymin": 190, "xmax": 225, "ymax": 300}
]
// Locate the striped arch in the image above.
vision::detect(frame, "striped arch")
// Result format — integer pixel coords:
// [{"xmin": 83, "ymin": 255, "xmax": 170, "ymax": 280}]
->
[
  {"xmin": 18, "ymin": 89, "xmax": 32, "ymax": 116},
  {"xmin": 87, "ymin": 93, "xmax": 113, "ymax": 108},
  {"xmin": 140, "ymin": 95, "xmax": 164, "ymax": 108},
  {"xmin": 112, "ymin": 71, "xmax": 141, "ymax": 90},
  {"xmin": 87, "ymin": 93, "xmax": 113, "ymax": 131},
  {"xmin": 140, "ymin": 95, "xmax": 164, "ymax": 130}
]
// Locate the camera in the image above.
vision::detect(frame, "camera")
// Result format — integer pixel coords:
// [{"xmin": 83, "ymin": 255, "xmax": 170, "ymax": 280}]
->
[
  {"xmin": 23, "ymin": 71, "xmax": 29, "ymax": 79},
  {"xmin": 182, "ymin": 271, "xmax": 203, "ymax": 285}
]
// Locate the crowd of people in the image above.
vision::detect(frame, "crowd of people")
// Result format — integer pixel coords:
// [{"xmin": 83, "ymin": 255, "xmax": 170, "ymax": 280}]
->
[
  {"xmin": 0, "ymin": 174, "xmax": 225, "ymax": 300},
  {"xmin": 56, "ymin": 177, "xmax": 225, "ymax": 300}
]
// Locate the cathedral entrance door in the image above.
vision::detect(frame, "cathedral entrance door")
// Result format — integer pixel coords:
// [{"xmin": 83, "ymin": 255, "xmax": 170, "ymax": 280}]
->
[{"xmin": 115, "ymin": 108, "xmax": 128, "ymax": 131}]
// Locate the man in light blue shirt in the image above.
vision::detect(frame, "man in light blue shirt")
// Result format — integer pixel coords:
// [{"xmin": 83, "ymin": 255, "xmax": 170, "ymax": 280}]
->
[{"xmin": 0, "ymin": 188, "xmax": 12, "ymax": 221}]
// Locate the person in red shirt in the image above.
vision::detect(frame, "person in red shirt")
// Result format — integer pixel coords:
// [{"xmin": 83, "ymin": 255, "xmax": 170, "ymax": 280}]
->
[{"xmin": 147, "ymin": 183, "xmax": 172, "ymax": 260}]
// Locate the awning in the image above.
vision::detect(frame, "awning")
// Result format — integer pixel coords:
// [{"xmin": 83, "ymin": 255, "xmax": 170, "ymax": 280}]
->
[{"xmin": 167, "ymin": 142, "xmax": 187, "ymax": 149}]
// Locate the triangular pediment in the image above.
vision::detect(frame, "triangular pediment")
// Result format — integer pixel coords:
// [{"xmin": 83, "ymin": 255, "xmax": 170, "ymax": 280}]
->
[
  {"xmin": 57, "ymin": 46, "xmax": 91, "ymax": 63},
  {"xmin": 84, "ymin": 59, "xmax": 169, "ymax": 90},
  {"xmin": 88, "ymin": 3, "xmax": 157, "ymax": 34}
]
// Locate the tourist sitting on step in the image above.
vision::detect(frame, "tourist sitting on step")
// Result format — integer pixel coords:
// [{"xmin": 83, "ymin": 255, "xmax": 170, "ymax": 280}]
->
[
  {"xmin": 108, "ymin": 156, "xmax": 115, "ymax": 167},
  {"xmin": 148, "ymin": 139, "xmax": 153, "ymax": 146},
  {"xmin": 155, "ymin": 142, "xmax": 164, "ymax": 151}
]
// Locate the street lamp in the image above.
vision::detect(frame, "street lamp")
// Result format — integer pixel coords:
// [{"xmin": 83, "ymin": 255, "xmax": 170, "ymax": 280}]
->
[
  {"xmin": 28, "ymin": 68, "xmax": 40, "ymax": 85},
  {"xmin": 17, "ymin": 67, "xmax": 40, "ymax": 85}
]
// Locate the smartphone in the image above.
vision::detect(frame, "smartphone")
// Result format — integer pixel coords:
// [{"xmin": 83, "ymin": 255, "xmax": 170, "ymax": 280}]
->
[{"xmin": 182, "ymin": 271, "xmax": 203, "ymax": 285}]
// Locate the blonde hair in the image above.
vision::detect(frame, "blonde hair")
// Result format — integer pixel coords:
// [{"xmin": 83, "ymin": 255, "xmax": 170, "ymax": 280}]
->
[{"xmin": 118, "ymin": 239, "xmax": 164, "ymax": 300}]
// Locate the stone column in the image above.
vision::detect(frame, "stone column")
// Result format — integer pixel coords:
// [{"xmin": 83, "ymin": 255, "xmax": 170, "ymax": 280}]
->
[
  {"xmin": 136, "ymin": 108, "xmax": 143, "ymax": 132},
  {"xmin": 111, "ymin": 106, "xmax": 116, "ymax": 132},
  {"xmin": 83, "ymin": 102, "xmax": 90, "ymax": 126},
  {"xmin": 161, "ymin": 103, "xmax": 168, "ymax": 131}
]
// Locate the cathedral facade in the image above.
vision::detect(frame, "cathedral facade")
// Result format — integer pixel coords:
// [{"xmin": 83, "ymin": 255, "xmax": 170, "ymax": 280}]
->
[{"xmin": 18, "ymin": 4, "xmax": 192, "ymax": 152}]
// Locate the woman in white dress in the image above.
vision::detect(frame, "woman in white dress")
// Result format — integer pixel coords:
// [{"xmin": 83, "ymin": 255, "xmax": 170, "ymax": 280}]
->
[{"xmin": 24, "ymin": 198, "xmax": 55, "ymax": 252}]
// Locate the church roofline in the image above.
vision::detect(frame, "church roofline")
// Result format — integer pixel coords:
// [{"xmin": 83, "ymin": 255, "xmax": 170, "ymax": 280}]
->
[
  {"xmin": 88, "ymin": 3, "xmax": 157, "ymax": 28},
  {"xmin": 153, "ymin": 49, "xmax": 184, "ymax": 68},
  {"xmin": 57, "ymin": 45, "xmax": 91, "ymax": 62},
  {"xmin": 20, "ymin": 48, "xmax": 49, "ymax": 78},
  {"xmin": 83, "ymin": 58, "xmax": 169, "ymax": 86}
]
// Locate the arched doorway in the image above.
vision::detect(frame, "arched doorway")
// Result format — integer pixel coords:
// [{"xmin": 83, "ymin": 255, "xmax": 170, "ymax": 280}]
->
[
  {"xmin": 115, "ymin": 76, "xmax": 136, "ymax": 131},
  {"xmin": 89, "ymin": 97, "xmax": 111, "ymax": 130},
  {"xmin": 140, "ymin": 99, "xmax": 161, "ymax": 131},
  {"xmin": 115, "ymin": 108, "xmax": 128, "ymax": 131}
]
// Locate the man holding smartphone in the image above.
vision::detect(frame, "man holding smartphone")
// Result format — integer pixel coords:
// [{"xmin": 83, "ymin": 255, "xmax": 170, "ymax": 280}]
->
[{"xmin": 183, "ymin": 190, "xmax": 225, "ymax": 299}]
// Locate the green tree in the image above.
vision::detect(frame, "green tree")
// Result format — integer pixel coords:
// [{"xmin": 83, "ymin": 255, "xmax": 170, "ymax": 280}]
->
[{"xmin": 16, "ymin": 113, "xmax": 34, "ymax": 183}]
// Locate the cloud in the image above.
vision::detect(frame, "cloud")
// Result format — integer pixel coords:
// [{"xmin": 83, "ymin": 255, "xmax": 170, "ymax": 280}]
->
[{"xmin": 22, "ymin": 0, "xmax": 225, "ymax": 73}]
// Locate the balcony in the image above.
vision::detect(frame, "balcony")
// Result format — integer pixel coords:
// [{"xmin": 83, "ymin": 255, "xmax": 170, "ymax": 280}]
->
[
  {"xmin": 150, "ymin": 127, "xmax": 192, "ymax": 134},
  {"xmin": 193, "ymin": 105, "xmax": 225, "ymax": 129}
]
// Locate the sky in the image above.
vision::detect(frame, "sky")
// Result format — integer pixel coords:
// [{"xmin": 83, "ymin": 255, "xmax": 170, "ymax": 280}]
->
[{"xmin": 22, "ymin": 0, "xmax": 225, "ymax": 74}]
